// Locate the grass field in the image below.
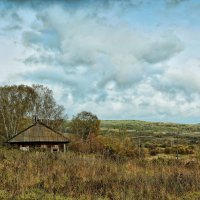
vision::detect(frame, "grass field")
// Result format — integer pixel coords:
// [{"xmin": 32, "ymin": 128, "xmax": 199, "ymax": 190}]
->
[
  {"xmin": 1, "ymin": 147, "xmax": 200, "ymax": 200},
  {"xmin": 1, "ymin": 120, "xmax": 200, "ymax": 199},
  {"xmin": 101, "ymin": 120, "xmax": 200, "ymax": 134},
  {"xmin": 101, "ymin": 120, "xmax": 200, "ymax": 145}
]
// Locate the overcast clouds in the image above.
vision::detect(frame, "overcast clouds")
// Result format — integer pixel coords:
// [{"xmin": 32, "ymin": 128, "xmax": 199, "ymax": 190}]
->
[{"xmin": 0, "ymin": 0, "xmax": 200, "ymax": 123}]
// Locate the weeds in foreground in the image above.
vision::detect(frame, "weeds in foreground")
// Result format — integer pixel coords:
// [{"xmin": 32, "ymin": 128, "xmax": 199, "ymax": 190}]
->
[{"xmin": 1, "ymin": 147, "xmax": 200, "ymax": 199}]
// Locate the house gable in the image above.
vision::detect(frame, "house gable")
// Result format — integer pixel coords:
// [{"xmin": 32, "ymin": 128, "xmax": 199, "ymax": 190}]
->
[{"xmin": 7, "ymin": 121, "xmax": 69, "ymax": 144}]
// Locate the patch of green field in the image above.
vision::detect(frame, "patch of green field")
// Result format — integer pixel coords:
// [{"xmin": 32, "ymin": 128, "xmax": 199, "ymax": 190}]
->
[
  {"xmin": 101, "ymin": 120, "xmax": 200, "ymax": 133},
  {"xmin": 100, "ymin": 120, "xmax": 200, "ymax": 147}
]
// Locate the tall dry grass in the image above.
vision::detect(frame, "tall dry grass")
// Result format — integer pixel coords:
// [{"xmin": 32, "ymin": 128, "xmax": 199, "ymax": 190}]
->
[{"xmin": 1, "ymin": 146, "xmax": 200, "ymax": 200}]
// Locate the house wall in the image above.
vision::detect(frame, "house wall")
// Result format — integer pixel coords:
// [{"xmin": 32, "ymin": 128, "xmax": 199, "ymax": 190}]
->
[
  {"xmin": 19, "ymin": 143, "xmax": 66, "ymax": 152},
  {"xmin": 20, "ymin": 145, "xmax": 29, "ymax": 151}
]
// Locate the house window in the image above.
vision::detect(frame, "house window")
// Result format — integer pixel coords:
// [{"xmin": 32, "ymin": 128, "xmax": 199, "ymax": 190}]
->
[{"xmin": 51, "ymin": 145, "xmax": 59, "ymax": 152}]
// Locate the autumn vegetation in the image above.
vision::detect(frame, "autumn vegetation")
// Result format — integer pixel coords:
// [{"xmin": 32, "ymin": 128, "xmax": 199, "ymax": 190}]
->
[
  {"xmin": 1, "ymin": 145, "xmax": 200, "ymax": 200},
  {"xmin": 0, "ymin": 84, "xmax": 65, "ymax": 141},
  {"xmin": 1, "ymin": 85, "xmax": 200, "ymax": 199}
]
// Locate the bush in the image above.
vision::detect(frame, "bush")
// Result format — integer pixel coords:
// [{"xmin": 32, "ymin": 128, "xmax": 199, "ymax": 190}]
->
[
  {"xmin": 149, "ymin": 147, "xmax": 160, "ymax": 156},
  {"xmin": 164, "ymin": 146, "xmax": 194, "ymax": 155}
]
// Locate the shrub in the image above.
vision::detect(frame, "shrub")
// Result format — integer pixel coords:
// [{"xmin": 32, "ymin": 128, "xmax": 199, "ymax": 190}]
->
[
  {"xmin": 164, "ymin": 146, "xmax": 194, "ymax": 155},
  {"xmin": 149, "ymin": 147, "xmax": 160, "ymax": 156}
]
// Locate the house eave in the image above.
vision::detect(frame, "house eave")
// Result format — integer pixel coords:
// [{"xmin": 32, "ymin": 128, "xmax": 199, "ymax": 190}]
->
[{"xmin": 7, "ymin": 141, "xmax": 70, "ymax": 144}]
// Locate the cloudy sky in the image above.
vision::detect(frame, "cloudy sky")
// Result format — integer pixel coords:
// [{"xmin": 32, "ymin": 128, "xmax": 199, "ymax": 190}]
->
[{"xmin": 0, "ymin": 0, "xmax": 200, "ymax": 123}]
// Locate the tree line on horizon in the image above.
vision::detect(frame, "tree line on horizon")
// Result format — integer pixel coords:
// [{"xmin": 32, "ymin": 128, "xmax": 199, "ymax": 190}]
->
[{"xmin": 0, "ymin": 84, "xmax": 100, "ymax": 141}]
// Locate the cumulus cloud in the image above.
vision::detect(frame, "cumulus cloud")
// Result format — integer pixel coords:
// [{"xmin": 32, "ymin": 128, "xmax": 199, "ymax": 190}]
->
[
  {"xmin": 0, "ymin": 0, "xmax": 200, "ymax": 122},
  {"xmin": 21, "ymin": 5, "xmax": 183, "ymax": 88},
  {"xmin": 154, "ymin": 60, "xmax": 200, "ymax": 95}
]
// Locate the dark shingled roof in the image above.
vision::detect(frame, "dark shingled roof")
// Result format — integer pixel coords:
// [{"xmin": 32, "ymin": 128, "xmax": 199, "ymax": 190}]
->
[{"xmin": 7, "ymin": 121, "xmax": 69, "ymax": 144}]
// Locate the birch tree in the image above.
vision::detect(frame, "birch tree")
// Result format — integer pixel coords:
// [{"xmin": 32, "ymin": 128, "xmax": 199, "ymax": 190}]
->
[
  {"xmin": 0, "ymin": 84, "xmax": 66, "ymax": 139},
  {"xmin": 0, "ymin": 85, "xmax": 37, "ymax": 139},
  {"xmin": 32, "ymin": 84, "xmax": 65, "ymax": 130}
]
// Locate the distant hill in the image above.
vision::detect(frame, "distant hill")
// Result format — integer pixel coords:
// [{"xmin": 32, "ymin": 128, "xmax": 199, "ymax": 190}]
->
[{"xmin": 100, "ymin": 120, "xmax": 200, "ymax": 135}]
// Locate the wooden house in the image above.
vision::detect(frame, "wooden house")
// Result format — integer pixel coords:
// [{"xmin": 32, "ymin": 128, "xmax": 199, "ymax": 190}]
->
[{"xmin": 7, "ymin": 120, "xmax": 69, "ymax": 152}]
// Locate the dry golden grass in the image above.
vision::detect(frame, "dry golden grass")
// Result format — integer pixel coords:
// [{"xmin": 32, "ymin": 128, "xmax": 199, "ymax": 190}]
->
[{"xmin": 1, "ymin": 146, "xmax": 200, "ymax": 200}]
